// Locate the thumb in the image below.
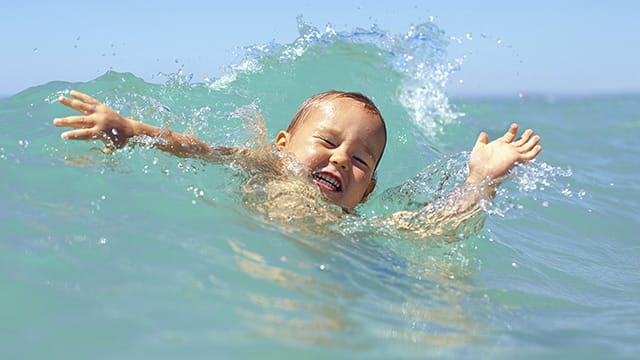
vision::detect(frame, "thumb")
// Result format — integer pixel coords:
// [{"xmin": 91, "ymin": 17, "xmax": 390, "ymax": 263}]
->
[{"xmin": 474, "ymin": 132, "xmax": 489, "ymax": 149}]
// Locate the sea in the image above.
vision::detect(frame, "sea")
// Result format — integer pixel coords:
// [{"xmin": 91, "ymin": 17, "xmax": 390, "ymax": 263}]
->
[{"xmin": 1, "ymin": 20, "xmax": 639, "ymax": 359}]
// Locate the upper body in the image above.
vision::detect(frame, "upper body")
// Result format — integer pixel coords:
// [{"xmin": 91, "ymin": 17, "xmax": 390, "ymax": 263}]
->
[{"xmin": 53, "ymin": 90, "xmax": 542, "ymax": 240}]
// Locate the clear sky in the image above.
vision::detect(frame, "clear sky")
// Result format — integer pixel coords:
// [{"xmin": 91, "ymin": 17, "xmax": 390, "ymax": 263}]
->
[{"xmin": 1, "ymin": 0, "xmax": 638, "ymax": 97}]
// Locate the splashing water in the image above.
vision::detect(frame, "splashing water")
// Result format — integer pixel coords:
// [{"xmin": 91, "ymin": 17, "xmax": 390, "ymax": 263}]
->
[
  {"xmin": 204, "ymin": 18, "xmax": 463, "ymax": 139},
  {"xmin": 3, "ymin": 18, "xmax": 630, "ymax": 360}
]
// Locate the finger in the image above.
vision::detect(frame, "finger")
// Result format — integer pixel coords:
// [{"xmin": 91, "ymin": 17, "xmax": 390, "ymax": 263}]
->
[
  {"xmin": 70, "ymin": 90, "xmax": 100, "ymax": 105},
  {"xmin": 58, "ymin": 96, "xmax": 97, "ymax": 114},
  {"xmin": 520, "ymin": 134, "xmax": 541, "ymax": 152},
  {"xmin": 474, "ymin": 132, "xmax": 489, "ymax": 148},
  {"xmin": 61, "ymin": 128, "xmax": 102, "ymax": 141},
  {"xmin": 501, "ymin": 123, "xmax": 519, "ymax": 143},
  {"xmin": 521, "ymin": 145, "xmax": 542, "ymax": 161},
  {"xmin": 53, "ymin": 116, "xmax": 94, "ymax": 129},
  {"xmin": 514, "ymin": 129, "xmax": 534, "ymax": 146}
]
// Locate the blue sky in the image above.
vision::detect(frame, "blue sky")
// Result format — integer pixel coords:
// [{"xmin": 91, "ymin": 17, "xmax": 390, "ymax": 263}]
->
[{"xmin": 1, "ymin": 0, "xmax": 638, "ymax": 97}]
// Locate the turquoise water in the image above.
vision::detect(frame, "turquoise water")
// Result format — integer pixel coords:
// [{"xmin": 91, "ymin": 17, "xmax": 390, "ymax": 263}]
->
[{"xmin": 2, "ymin": 21, "xmax": 639, "ymax": 359}]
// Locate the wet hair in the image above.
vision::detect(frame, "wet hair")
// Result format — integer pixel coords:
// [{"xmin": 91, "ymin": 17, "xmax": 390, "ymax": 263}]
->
[{"xmin": 287, "ymin": 90, "xmax": 387, "ymax": 171}]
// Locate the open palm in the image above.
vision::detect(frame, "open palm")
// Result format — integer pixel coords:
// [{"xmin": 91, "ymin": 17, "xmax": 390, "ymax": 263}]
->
[{"xmin": 467, "ymin": 123, "xmax": 542, "ymax": 183}]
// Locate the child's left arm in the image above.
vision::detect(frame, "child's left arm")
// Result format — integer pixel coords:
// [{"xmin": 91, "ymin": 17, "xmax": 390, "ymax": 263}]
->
[
  {"xmin": 465, "ymin": 123, "xmax": 541, "ymax": 196},
  {"xmin": 390, "ymin": 123, "xmax": 542, "ymax": 241}
]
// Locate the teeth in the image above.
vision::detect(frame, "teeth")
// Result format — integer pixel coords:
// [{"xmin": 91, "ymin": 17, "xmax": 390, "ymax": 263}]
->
[{"xmin": 312, "ymin": 172, "xmax": 341, "ymax": 191}]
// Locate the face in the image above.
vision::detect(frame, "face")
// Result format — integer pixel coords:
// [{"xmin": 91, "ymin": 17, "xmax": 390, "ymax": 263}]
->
[{"xmin": 275, "ymin": 97, "xmax": 386, "ymax": 211}]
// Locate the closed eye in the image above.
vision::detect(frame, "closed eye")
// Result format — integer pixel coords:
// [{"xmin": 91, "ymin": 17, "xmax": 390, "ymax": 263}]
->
[
  {"xmin": 353, "ymin": 156, "xmax": 370, "ymax": 169},
  {"xmin": 319, "ymin": 137, "xmax": 336, "ymax": 147}
]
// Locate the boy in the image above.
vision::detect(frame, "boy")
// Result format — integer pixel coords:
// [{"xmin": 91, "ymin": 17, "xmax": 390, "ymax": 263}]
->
[{"xmin": 53, "ymin": 90, "xmax": 541, "ymax": 239}]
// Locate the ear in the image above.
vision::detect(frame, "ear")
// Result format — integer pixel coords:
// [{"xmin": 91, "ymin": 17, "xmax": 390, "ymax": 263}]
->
[
  {"xmin": 274, "ymin": 130, "xmax": 290, "ymax": 149},
  {"xmin": 361, "ymin": 179, "xmax": 377, "ymax": 203}
]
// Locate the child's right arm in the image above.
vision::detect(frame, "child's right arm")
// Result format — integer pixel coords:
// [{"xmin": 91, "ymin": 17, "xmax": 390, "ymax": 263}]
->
[{"xmin": 53, "ymin": 90, "xmax": 239, "ymax": 162}]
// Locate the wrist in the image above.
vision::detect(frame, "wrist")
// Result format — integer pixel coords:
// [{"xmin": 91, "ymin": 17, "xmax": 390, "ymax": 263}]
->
[
  {"xmin": 465, "ymin": 173, "xmax": 484, "ymax": 184},
  {"xmin": 129, "ymin": 119, "xmax": 159, "ymax": 138},
  {"xmin": 465, "ymin": 175, "xmax": 500, "ymax": 199}
]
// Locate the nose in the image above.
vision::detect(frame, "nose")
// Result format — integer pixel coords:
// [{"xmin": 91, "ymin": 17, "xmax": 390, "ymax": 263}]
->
[{"xmin": 329, "ymin": 147, "xmax": 349, "ymax": 170}]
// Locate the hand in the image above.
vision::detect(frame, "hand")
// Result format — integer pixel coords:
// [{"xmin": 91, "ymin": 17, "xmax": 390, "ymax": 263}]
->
[
  {"xmin": 53, "ymin": 90, "xmax": 135, "ymax": 152},
  {"xmin": 467, "ymin": 123, "xmax": 542, "ymax": 184}
]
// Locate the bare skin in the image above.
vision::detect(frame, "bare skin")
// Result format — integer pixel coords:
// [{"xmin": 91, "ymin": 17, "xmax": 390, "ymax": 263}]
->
[
  {"xmin": 54, "ymin": 90, "xmax": 242, "ymax": 161},
  {"xmin": 273, "ymin": 98, "xmax": 386, "ymax": 210},
  {"xmin": 391, "ymin": 123, "xmax": 542, "ymax": 240},
  {"xmin": 54, "ymin": 90, "xmax": 542, "ymax": 240}
]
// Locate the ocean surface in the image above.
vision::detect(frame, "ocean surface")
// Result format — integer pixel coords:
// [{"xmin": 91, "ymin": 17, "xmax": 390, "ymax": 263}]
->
[{"xmin": 1, "ymin": 20, "xmax": 639, "ymax": 359}]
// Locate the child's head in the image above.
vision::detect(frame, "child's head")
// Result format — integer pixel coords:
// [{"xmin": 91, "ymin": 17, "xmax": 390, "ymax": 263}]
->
[{"xmin": 275, "ymin": 90, "xmax": 387, "ymax": 210}]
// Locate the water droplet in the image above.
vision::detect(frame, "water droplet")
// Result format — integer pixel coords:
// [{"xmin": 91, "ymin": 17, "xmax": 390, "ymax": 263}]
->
[
  {"xmin": 99, "ymin": 237, "xmax": 107, "ymax": 245},
  {"xmin": 465, "ymin": 33, "xmax": 473, "ymax": 40},
  {"xmin": 18, "ymin": 139, "xmax": 29, "ymax": 149},
  {"xmin": 111, "ymin": 128, "xmax": 118, "ymax": 135},
  {"xmin": 319, "ymin": 264, "xmax": 326, "ymax": 270},
  {"xmin": 511, "ymin": 262, "xmax": 518, "ymax": 268},
  {"xmin": 542, "ymin": 201, "xmax": 549, "ymax": 207}
]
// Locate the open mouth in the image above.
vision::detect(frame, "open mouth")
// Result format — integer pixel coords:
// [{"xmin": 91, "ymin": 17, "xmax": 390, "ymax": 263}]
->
[{"xmin": 311, "ymin": 172, "xmax": 342, "ymax": 192}]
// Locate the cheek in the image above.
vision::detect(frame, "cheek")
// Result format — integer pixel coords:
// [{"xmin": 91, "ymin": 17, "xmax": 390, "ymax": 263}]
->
[
  {"xmin": 353, "ymin": 168, "xmax": 373, "ymax": 185},
  {"xmin": 349, "ymin": 173, "xmax": 373, "ymax": 204},
  {"xmin": 296, "ymin": 145, "xmax": 325, "ymax": 168}
]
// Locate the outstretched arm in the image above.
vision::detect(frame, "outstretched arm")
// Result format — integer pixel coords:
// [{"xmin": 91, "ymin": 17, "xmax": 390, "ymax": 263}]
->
[
  {"xmin": 390, "ymin": 123, "xmax": 542, "ymax": 241},
  {"xmin": 53, "ymin": 90, "xmax": 239, "ymax": 162},
  {"xmin": 465, "ymin": 123, "xmax": 542, "ymax": 195}
]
